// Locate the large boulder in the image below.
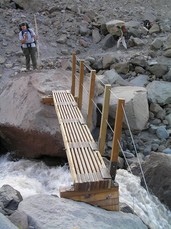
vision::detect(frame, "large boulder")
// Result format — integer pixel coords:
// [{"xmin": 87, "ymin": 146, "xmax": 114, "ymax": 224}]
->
[
  {"xmin": 97, "ymin": 86, "xmax": 149, "ymax": 131},
  {"xmin": 18, "ymin": 194, "xmax": 148, "ymax": 229},
  {"xmin": 0, "ymin": 69, "xmax": 72, "ymax": 158},
  {"xmin": 141, "ymin": 153, "xmax": 171, "ymax": 210}
]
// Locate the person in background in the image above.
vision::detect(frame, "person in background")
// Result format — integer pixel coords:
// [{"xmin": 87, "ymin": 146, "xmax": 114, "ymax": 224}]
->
[{"xmin": 19, "ymin": 22, "xmax": 37, "ymax": 71}]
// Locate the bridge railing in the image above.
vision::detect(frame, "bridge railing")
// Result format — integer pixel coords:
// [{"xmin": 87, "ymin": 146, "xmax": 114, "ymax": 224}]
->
[{"xmin": 70, "ymin": 52, "xmax": 125, "ymax": 181}]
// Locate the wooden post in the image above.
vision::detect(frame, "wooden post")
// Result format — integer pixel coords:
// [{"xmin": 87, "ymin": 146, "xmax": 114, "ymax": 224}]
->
[
  {"xmin": 87, "ymin": 70, "xmax": 96, "ymax": 129},
  {"xmin": 98, "ymin": 84, "xmax": 111, "ymax": 155},
  {"xmin": 71, "ymin": 52, "xmax": 76, "ymax": 97},
  {"xmin": 110, "ymin": 98, "xmax": 125, "ymax": 180},
  {"xmin": 78, "ymin": 60, "xmax": 84, "ymax": 110}
]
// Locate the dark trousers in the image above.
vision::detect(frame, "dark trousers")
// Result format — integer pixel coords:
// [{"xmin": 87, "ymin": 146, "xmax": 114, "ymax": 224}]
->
[{"xmin": 22, "ymin": 47, "xmax": 37, "ymax": 70}]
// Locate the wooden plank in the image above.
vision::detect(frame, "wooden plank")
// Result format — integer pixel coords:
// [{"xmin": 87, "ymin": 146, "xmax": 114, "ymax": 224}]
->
[
  {"xmin": 53, "ymin": 90, "xmax": 114, "ymax": 192},
  {"xmin": 60, "ymin": 186, "xmax": 118, "ymax": 200},
  {"xmin": 41, "ymin": 95, "xmax": 54, "ymax": 105}
]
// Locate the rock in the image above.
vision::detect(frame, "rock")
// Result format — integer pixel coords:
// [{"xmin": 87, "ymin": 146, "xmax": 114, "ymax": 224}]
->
[
  {"xmin": 8, "ymin": 210, "xmax": 29, "ymax": 229},
  {"xmin": 97, "ymin": 86, "xmax": 149, "ymax": 131},
  {"xmin": 128, "ymin": 37, "xmax": 145, "ymax": 47},
  {"xmin": 57, "ymin": 34, "xmax": 67, "ymax": 44},
  {"xmin": 0, "ymin": 213, "xmax": 18, "ymax": 229},
  {"xmin": 130, "ymin": 74, "xmax": 149, "ymax": 87},
  {"xmin": 0, "ymin": 56, "xmax": 6, "ymax": 64},
  {"xmin": 163, "ymin": 148, "xmax": 171, "ymax": 155},
  {"xmin": 149, "ymin": 103, "xmax": 163, "ymax": 113},
  {"xmin": 147, "ymin": 81, "xmax": 171, "ymax": 105},
  {"xmin": 112, "ymin": 62, "xmax": 129, "ymax": 74},
  {"xmin": 18, "ymin": 194, "xmax": 148, "ymax": 229},
  {"xmin": 163, "ymin": 49, "xmax": 171, "ymax": 58},
  {"xmin": 0, "ymin": 69, "xmax": 73, "ymax": 158},
  {"xmin": 156, "ymin": 126, "xmax": 169, "ymax": 139},
  {"xmin": 150, "ymin": 38, "xmax": 163, "ymax": 50},
  {"xmin": 102, "ymin": 54, "xmax": 118, "ymax": 69},
  {"xmin": 149, "ymin": 23, "xmax": 160, "ymax": 34},
  {"xmin": 163, "ymin": 68, "xmax": 171, "ymax": 81},
  {"xmin": 129, "ymin": 55, "xmax": 147, "ymax": 68},
  {"xmin": 101, "ymin": 34, "xmax": 116, "ymax": 50},
  {"xmin": 97, "ymin": 69, "xmax": 130, "ymax": 86},
  {"xmin": 0, "ymin": 185, "xmax": 23, "ymax": 215},
  {"xmin": 147, "ymin": 63, "xmax": 168, "ymax": 78},
  {"xmin": 165, "ymin": 113, "xmax": 171, "ymax": 126},
  {"xmin": 125, "ymin": 21, "xmax": 142, "ymax": 37},
  {"xmin": 92, "ymin": 28, "xmax": 101, "ymax": 43},
  {"xmin": 79, "ymin": 22, "xmax": 89, "ymax": 36},
  {"xmin": 141, "ymin": 153, "xmax": 171, "ymax": 210}
]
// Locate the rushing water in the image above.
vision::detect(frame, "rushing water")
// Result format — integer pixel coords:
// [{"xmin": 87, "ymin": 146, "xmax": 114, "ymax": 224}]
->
[{"xmin": 0, "ymin": 154, "xmax": 171, "ymax": 229}]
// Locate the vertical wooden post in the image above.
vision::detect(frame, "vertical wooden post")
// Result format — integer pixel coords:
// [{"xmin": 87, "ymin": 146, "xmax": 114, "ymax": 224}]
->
[
  {"xmin": 87, "ymin": 70, "xmax": 96, "ymax": 129},
  {"xmin": 98, "ymin": 84, "xmax": 111, "ymax": 155},
  {"xmin": 110, "ymin": 98, "xmax": 125, "ymax": 180},
  {"xmin": 78, "ymin": 60, "xmax": 84, "ymax": 110},
  {"xmin": 71, "ymin": 52, "xmax": 76, "ymax": 97}
]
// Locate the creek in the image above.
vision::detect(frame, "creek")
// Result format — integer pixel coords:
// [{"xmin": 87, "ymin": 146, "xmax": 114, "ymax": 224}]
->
[{"xmin": 0, "ymin": 154, "xmax": 171, "ymax": 229}]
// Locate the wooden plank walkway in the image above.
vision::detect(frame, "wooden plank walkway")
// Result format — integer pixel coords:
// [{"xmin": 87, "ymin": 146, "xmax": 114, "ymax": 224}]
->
[{"xmin": 52, "ymin": 90, "xmax": 119, "ymax": 211}]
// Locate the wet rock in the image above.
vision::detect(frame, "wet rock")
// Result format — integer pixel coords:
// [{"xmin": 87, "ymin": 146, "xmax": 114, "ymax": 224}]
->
[
  {"xmin": 141, "ymin": 152, "xmax": 171, "ymax": 210},
  {"xmin": 18, "ymin": 194, "xmax": 148, "ymax": 229},
  {"xmin": 0, "ymin": 185, "xmax": 23, "ymax": 215}
]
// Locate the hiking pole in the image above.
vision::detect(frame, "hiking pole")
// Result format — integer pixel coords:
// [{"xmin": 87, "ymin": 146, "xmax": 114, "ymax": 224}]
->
[{"xmin": 34, "ymin": 14, "xmax": 41, "ymax": 66}]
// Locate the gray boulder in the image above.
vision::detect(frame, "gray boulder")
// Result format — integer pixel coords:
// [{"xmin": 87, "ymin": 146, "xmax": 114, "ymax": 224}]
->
[
  {"xmin": 147, "ymin": 81, "xmax": 171, "ymax": 105},
  {"xmin": 141, "ymin": 152, "xmax": 171, "ymax": 210},
  {"xmin": 97, "ymin": 86, "xmax": 149, "ymax": 131},
  {"xmin": 0, "ymin": 69, "xmax": 72, "ymax": 158},
  {"xmin": 0, "ymin": 185, "xmax": 23, "ymax": 215},
  {"xmin": 0, "ymin": 213, "xmax": 18, "ymax": 229},
  {"xmin": 18, "ymin": 194, "xmax": 148, "ymax": 229}
]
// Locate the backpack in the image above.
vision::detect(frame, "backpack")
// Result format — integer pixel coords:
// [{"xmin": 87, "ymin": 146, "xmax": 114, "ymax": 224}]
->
[
  {"xmin": 21, "ymin": 29, "xmax": 36, "ymax": 44},
  {"xmin": 19, "ymin": 22, "xmax": 36, "ymax": 48}
]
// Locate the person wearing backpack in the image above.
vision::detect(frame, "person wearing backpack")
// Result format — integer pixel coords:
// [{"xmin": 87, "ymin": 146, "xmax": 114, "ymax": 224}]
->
[{"xmin": 19, "ymin": 22, "xmax": 37, "ymax": 71}]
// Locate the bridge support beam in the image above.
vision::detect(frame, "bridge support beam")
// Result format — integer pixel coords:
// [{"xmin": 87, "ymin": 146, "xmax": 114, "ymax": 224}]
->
[{"xmin": 60, "ymin": 183, "xmax": 119, "ymax": 211}]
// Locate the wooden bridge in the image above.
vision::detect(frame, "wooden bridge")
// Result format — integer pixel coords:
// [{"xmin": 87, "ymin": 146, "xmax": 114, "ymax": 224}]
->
[{"xmin": 43, "ymin": 53, "xmax": 125, "ymax": 211}]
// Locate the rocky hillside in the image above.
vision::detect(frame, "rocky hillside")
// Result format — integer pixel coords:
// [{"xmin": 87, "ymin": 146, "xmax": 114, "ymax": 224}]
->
[{"xmin": 1, "ymin": 0, "xmax": 171, "ymax": 77}]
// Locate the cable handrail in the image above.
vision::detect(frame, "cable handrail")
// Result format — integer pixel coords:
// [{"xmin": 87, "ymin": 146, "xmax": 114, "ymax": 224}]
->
[{"xmin": 71, "ymin": 53, "xmax": 149, "ymax": 195}]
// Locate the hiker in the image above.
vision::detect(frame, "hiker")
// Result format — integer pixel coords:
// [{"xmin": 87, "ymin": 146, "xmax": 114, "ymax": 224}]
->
[{"xmin": 19, "ymin": 22, "xmax": 37, "ymax": 70}]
